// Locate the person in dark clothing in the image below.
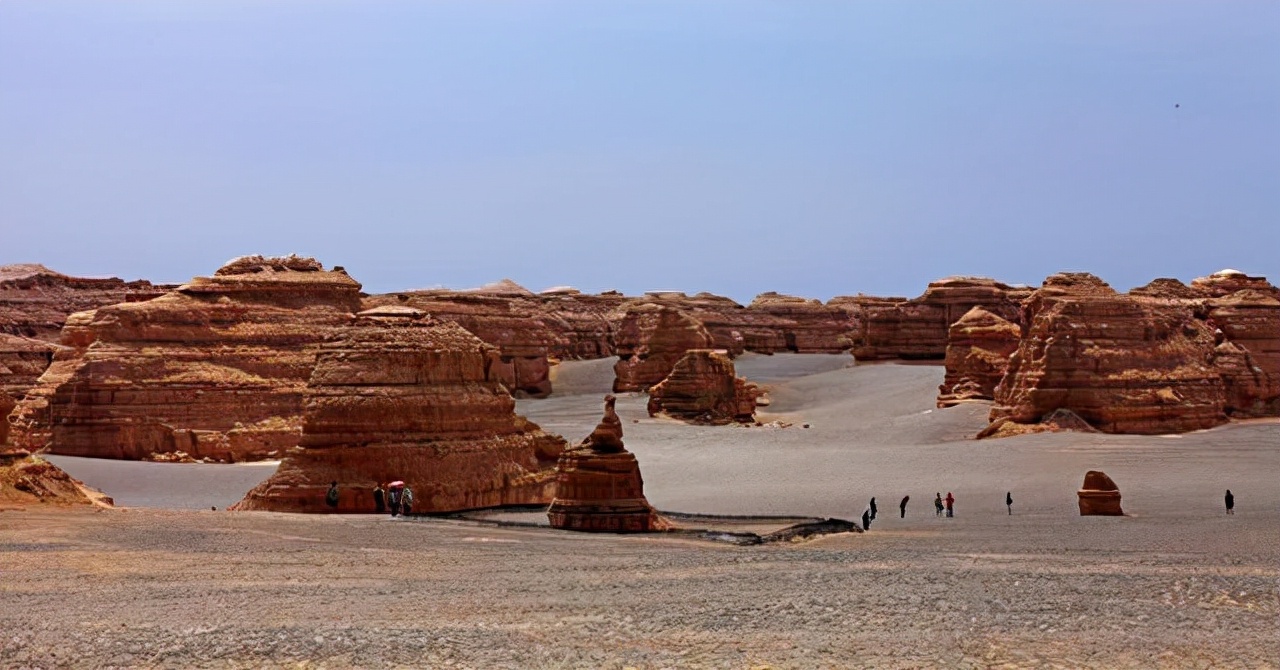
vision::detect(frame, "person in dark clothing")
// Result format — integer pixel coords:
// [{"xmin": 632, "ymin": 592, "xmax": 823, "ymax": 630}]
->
[
  {"xmin": 373, "ymin": 484, "xmax": 386, "ymax": 514},
  {"xmin": 869, "ymin": 497, "xmax": 878, "ymax": 521},
  {"xmin": 899, "ymin": 495, "xmax": 909, "ymax": 519},
  {"xmin": 325, "ymin": 481, "xmax": 340, "ymax": 509},
  {"xmin": 934, "ymin": 493, "xmax": 944, "ymax": 517},
  {"xmin": 1006, "ymin": 491, "xmax": 1013, "ymax": 515},
  {"xmin": 388, "ymin": 487, "xmax": 402, "ymax": 517},
  {"xmin": 1225, "ymin": 489, "xmax": 1235, "ymax": 515},
  {"xmin": 944, "ymin": 492, "xmax": 955, "ymax": 518},
  {"xmin": 861, "ymin": 509, "xmax": 871, "ymax": 531}
]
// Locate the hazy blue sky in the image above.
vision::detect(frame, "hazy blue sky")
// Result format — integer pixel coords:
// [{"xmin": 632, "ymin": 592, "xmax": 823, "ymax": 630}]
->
[{"xmin": 3, "ymin": 2, "xmax": 1277, "ymax": 301}]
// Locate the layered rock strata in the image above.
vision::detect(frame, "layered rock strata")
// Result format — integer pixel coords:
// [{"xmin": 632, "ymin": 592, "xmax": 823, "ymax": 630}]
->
[
  {"xmin": 613, "ymin": 303, "xmax": 715, "ymax": 392},
  {"xmin": 746, "ymin": 293, "xmax": 855, "ymax": 353},
  {"xmin": 989, "ymin": 273, "xmax": 1227, "ymax": 435},
  {"xmin": 0, "ymin": 334, "xmax": 58, "ymax": 398},
  {"xmin": 537, "ymin": 288, "xmax": 629, "ymax": 360},
  {"xmin": 0, "ymin": 264, "xmax": 164, "ymax": 341},
  {"xmin": 29, "ymin": 256, "xmax": 361, "ymax": 461},
  {"xmin": 547, "ymin": 395, "xmax": 667, "ymax": 532},
  {"xmin": 647, "ymin": 349, "xmax": 759, "ymax": 424},
  {"xmin": 937, "ymin": 307, "xmax": 1021, "ymax": 407},
  {"xmin": 233, "ymin": 309, "xmax": 566, "ymax": 513},
  {"xmin": 1078, "ymin": 470, "xmax": 1123, "ymax": 516},
  {"xmin": 0, "ymin": 390, "xmax": 13, "ymax": 446},
  {"xmin": 1206, "ymin": 289, "xmax": 1280, "ymax": 417},
  {"xmin": 0, "ymin": 450, "xmax": 111, "ymax": 507}
]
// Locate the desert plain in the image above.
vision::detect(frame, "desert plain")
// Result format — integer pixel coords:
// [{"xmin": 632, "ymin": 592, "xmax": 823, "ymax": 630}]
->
[{"xmin": 4, "ymin": 355, "xmax": 1278, "ymax": 669}]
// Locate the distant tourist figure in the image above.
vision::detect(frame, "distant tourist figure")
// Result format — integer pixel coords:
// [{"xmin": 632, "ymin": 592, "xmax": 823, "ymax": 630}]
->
[
  {"xmin": 934, "ymin": 493, "xmax": 944, "ymax": 517},
  {"xmin": 388, "ymin": 484, "xmax": 403, "ymax": 517},
  {"xmin": 869, "ymin": 497, "xmax": 878, "ymax": 521},
  {"xmin": 899, "ymin": 495, "xmax": 909, "ymax": 519},
  {"xmin": 1225, "ymin": 489, "xmax": 1234, "ymax": 515},
  {"xmin": 402, "ymin": 486, "xmax": 414, "ymax": 515},
  {"xmin": 373, "ymin": 484, "xmax": 386, "ymax": 514},
  {"xmin": 861, "ymin": 509, "xmax": 871, "ymax": 531},
  {"xmin": 325, "ymin": 481, "xmax": 340, "ymax": 510},
  {"xmin": 944, "ymin": 492, "xmax": 955, "ymax": 518},
  {"xmin": 1006, "ymin": 491, "xmax": 1013, "ymax": 515}
]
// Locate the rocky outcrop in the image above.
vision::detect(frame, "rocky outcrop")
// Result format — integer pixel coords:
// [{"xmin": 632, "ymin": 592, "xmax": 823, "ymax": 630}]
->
[
  {"xmin": 0, "ymin": 449, "xmax": 111, "ymax": 507},
  {"xmin": 0, "ymin": 334, "xmax": 58, "ymax": 399},
  {"xmin": 538, "ymin": 289, "xmax": 629, "ymax": 360},
  {"xmin": 989, "ymin": 273, "xmax": 1227, "ymax": 435},
  {"xmin": 233, "ymin": 309, "xmax": 565, "ymax": 513},
  {"xmin": 613, "ymin": 303, "xmax": 715, "ymax": 392},
  {"xmin": 746, "ymin": 293, "xmax": 855, "ymax": 353},
  {"xmin": 1077, "ymin": 470, "xmax": 1123, "ymax": 516},
  {"xmin": 0, "ymin": 264, "xmax": 165, "ymax": 342},
  {"xmin": 0, "ymin": 390, "xmax": 13, "ymax": 446},
  {"xmin": 27, "ymin": 256, "xmax": 361, "ymax": 461},
  {"xmin": 1206, "ymin": 289, "xmax": 1280, "ymax": 417},
  {"xmin": 547, "ymin": 395, "xmax": 667, "ymax": 532},
  {"xmin": 363, "ymin": 281, "xmax": 558, "ymax": 397},
  {"xmin": 937, "ymin": 307, "xmax": 1021, "ymax": 407},
  {"xmin": 647, "ymin": 349, "xmax": 759, "ymax": 424},
  {"xmin": 1190, "ymin": 269, "xmax": 1280, "ymax": 299},
  {"xmin": 847, "ymin": 277, "xmax": 1028, "ymax": 361}
]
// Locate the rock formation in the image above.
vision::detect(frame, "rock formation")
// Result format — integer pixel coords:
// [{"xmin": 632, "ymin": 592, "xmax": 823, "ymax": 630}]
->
[
  {"xmin": 0, "ymin": 334, "xmax": 58, "ymax": 399},
  {"xmin": 0, "ymin": 263, "xmax": 165, "ymax": 341},
  {"xmin": 746, "ymin": 293, "xmax": 855, "ymax": 353},
  {"xmin": 537, "ymin": 288, "xmax": 629, "ymax": 360},
  {"xmin": 1206, "ymin": 289, "xmax": 1280, "ymax": 417},
  {"xmin": 0, "ymin": 449, "xmax": 112, "ymax": 507},
  {"xmin": 0, "ymin": 390, "xmax": 13, "ymax": 446},
  {"xmin": 1190, "ymin": 269, "xmax": 1280, "ymax": 299},
  {"xmin": 547, "ymin": 395, "xmax": 667, "ymax": 532},
  {"xmin": 613, "ymin": 303, "xmax": 715, "ymax": 392},
  {"xmin": 1077, "ymin": 470, "xmax": 1123, "ymax": 516},
  {"xmin": 989, "ymin": 273, "xmax": 1227, "ymax": 435},
  {"xmin": 26, "ymin": 255, "xmax": 361, "ymax": 461},
  {"xmin": 647, "ymin": 349, "xmax": 759, "ymax": 424},
  {"xmin": 847, "ymin": 277, "xmax": 1028, "ymax": 361},
  {"xmin": 232, "ymin": 308, "xmax": 566, "ymax": 513},
  {"xmin": 937, "ymin": 307, "xmax": 1021, "ymax": 407}
]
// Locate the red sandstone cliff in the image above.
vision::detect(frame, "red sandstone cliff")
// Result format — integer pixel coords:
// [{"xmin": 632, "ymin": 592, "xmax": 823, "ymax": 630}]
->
[
  {"xmin": 232, "ymin": 309, "xmax": 565, "ymax": 513},
  {"xmin": 612, "ymin": 303, "xmax": 715, "ymax": 392},
  {"xmin": 937, "ymin": 307, "xmax": 1021, "ymax": 407},
  {"xmin": 0, "ymin": 264, "xmax": 166, "ymax": 342},
  {"xmin": 647, "ymin": 349, "xmax": 759, "ymax": 424}
]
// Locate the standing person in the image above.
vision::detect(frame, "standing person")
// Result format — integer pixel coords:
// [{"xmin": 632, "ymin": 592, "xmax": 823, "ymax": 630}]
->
[
  {"xmin": 388, "ymin": 485, "xmax": 402, "ymax": 517},
  {"xmin": 899, "ymin": 495, "xmax": 909, "ymax": 519},
  {"xmin": 861, "ymin": 509, "xmax": 871, "ymax": 531},
  {"xmin": 934, "ymin": 493, "xmax": 944, "ymax": 517},
  {"xmin": 869, "ymin": 497, "xmax": 878, "ymax": 521},
  {"xmin": 1225, "ymin": 489, "xmax": 1234, "ymax": 515},
  {"xmin": 325, "ymin": 481, "xmax": 340, "ymax": 510},
  {"xmin": 944, "ymin": 492, "xmax": 955, "ymax": 518},
  {"xmin": 402, "ymin": 486, "xmax": 414, "ymax": 515},
  {"xmin": 1006, "ymin": 491, "xmax": 1013, "ymax": 515},
  {"xmin": 373, "ymin": 484, "xmax": 386, "ymax": 514}
]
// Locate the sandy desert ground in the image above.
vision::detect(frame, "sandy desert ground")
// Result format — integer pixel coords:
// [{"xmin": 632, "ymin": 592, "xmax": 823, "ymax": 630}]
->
[{"xmin": 5, "ymin": 355, "xmax": 1279, "ymax": 669}]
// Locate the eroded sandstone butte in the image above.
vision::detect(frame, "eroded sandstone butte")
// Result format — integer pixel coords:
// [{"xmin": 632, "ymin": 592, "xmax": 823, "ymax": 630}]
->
[
  {"xmin": 537, "ymin": 287, "xmax": 629, "ymax": 360},
  {"xmin": 30, "ymin": 255, "xmax": 361, "ymax": 461},
  {"xmin": 1206, "ymin": 288, "xmax": 1280, "ymax": 417},
  {"xmin": 937, "ymin": 307, "xmax": 1021, "ymax": 407},
  {"xmin": 0, "ymin": 333, "xmax": 58, "ymax": 399},
  {"xmin": 746, "ymin": 292, "xmax": 856, "ymax": 353},
  {"xmin": 846, "ymin": 277, "xmax": 1028, "ymax": 361},
  {"xmin": 989, "ymin": 273, "xmax": 1227, "ymax": 435},
  {"xmin": 0, "ymin": 263, "xmax": 166, "ymax": 342},
  {"xmin": 613, "ymin": 302, "xmax": 715, "ymax": 392},
  {"xmin": 233, "ymin": 308, "xmax": 565, "ymax": 513},
  {"xmin": 647, "ymin": 349, "xmax": 759, "ymax": 424},
  {"xmin": 548, "ymin": 395, "xmax": 667, "ymax": 532}
]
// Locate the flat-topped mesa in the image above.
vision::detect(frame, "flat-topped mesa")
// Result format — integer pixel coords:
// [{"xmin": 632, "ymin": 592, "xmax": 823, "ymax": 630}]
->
[
  {"xmin": 937, "ymin": 307, "xmax": 1021, "ymax": 408},
  {"xmin": 0, "ymin": 334, "xmax": 59, "ymax": 399},
  {"xmin": 538, "ymin": 289, "xmax": 630, "ymax": 360},
  {"xmin": 0, "ymin": 263, "xmax": 165, "ymax": 342},
  {"xmin": 31, "ymin": 256, "xmax": 361, "ymax": 461},
  {"xmin": 547, "ymin": 395, "xmax": 667, "ymax": 532},
  {"xmin": 638, "ymin": 292, "xmax": 759, "ymax": 356},
  {"xmin": 647, "ymin": 349, "xmax": 760, "ymax": 425},
  {"xmin": 1190, "ymin": 269, "xmax": 1280, "ymax": 299},
  {"xmin": 988, "ymin": 272, "xmax": 1227, "ymax": 435},
  {"xmin": 612, "ymin": 303, "xmax": 715, "ymax": 392},
  {"xmin": 233, "ymin": 311, "xmax": 566, "ymax": 513},
  {"xmin": 1205, "ymin": 288, "xmax": 1280, "ymax": 417},
  {"xmin": 745, "ymin": 292, "xmax": 854, "ymax": 354},
  {"xmin": 362, "ymin": 280, "xmax": 557, "ymax": 397},
  {"xmin": 848, "ymin": 277, "xmax": 1027, "ymax": 361}
]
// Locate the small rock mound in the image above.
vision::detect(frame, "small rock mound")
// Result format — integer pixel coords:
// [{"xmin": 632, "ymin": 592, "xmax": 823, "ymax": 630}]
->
[{"xmin": 214, "ymin": 254, "xmax": 325, "ymax": 275}]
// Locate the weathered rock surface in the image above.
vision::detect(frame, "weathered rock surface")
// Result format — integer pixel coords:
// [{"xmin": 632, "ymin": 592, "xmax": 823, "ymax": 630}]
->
[
  {"xmin": 538, "ymin": 289, "xmax": 629, "ymax": 360},
  {"xmin": 30, "ymin": 256, "xmax": 361, "ymax": 461},
  {"xmin": 1206, "ymin": 289, "xmax": 1280, "ymax": 417},
  {"xmin": 233, "ymin": 310, "xmax": 566, "ymax": 513},
  {"xmin": 1190, "ymin": 269, "xmax": 1280, "ymax": 299},
  {"xmin": 989, "ymin": 273, "xmax": 1227, "ymax": 435},
  {"xmin": 848, "ymin": 277, "xmax": 1028, "ymax": 361},
  {"xmin": 547, "ymin": 395, "xmax": 667, "ymax": 532},
  {"xmin": 647, "ymin": 349, "xmax": 759, "ymax": 424},
  {"xmin": 0, "ymin": 390, "xmax": 13, "ymax": 446},
  {"xmin": 937, "ymin": 307, "xmax": 1021, "ymax": 407},
  {"xmin": 0, "ymin": 334, "xmax": 58, "ymax": 398},
  {"xmin": 613, "ymin": 303, "xmax": 715, "ymax": 392},
  {"xmin": 0, "ymin": 264, "xmax": 165, "ymax": 341},
  {"xmin": 0, "ymin": 450, "xmax": 111, "ymax": 507},
  {"xmin": 1078, "ymin": 470, "xmax": 1123, "ymax": 516},
  {"xmin": 746, "ymin": 293, "xmax": 855, "ymax": 353}
]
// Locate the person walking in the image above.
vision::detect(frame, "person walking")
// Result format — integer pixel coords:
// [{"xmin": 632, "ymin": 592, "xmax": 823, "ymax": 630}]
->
[
  {"xmin": 1225, "ymin": 489, "xmax": 1235, "ymax": 515},
  {"xmin": 869, "ymin": 497, "xmax": 878, "ymax": 521},
  {"xmin": 388, "ymin": 486, "xmax": 402, "ymax": 517},
  {"xmin": 934, "ymin": 493, "xmax": 944, "ymax": 517},
  {"xmin": 373, "ymin": 484, "xmax": 386, "ymax": 514},
  {"xmin": 1006, "ymin": 491, "xmax": 1013, "ymax": 515},
  {"xmin": 861, "ymin": 509, "xmax": 871, "ymax": 531},
  {"xmin": 325, "ymin": 481, "xmax": 340, "ymax": 510},
  {"xmin": 402, "ymin": 486, "xmax": 414, "ymax": 515},
  {"xmin": 944, "ymin": 492, "xmax": 955, "ymax": 518},
  {"xmin": 899, "ymin": 495, "xmax": 909, "ymax": 519}
]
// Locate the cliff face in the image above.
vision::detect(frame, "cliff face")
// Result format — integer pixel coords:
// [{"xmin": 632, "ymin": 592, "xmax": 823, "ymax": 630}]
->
[
  {"xmin": 989, "ymin": 273, "xmax": 1228, "ymax": 435},
  {"xmin": 0, "ymin": 264, "xmax": 166, "ymax": 342},
  {"xmin": 29, "ymin": 256, "xmax": 361, "ymax": 461},
  {"xmin": 647, "ymin": 349, "xmax": 759, "ymax": 425},
  {"xmin": 937, "ymin": 307, "xmax": 1021, "ymax": 407},
  {"xmin": 233, "ymin": 310, "xmax": 565, "ymax": 513},
  {"xmin": 612, "ymin": 303, "xmax": 715, "ymax": 393},
  {"xmin": 848, "ymin": 277, "xmax": 1027, "ymax": 361},
  {"xmin": 0, "ymin": 334, "xmax": 59, "ymax": 399},
  {"xmin": 1206, "ymin": 289, "xmax": 1280, "ymax": 418}
]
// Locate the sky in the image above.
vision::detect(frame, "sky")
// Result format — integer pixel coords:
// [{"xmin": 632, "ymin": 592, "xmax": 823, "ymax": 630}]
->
[{"xmin": 2, "ymin": 1, "xmax": 1277, "ymax": 302}]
